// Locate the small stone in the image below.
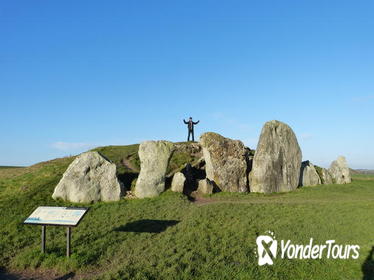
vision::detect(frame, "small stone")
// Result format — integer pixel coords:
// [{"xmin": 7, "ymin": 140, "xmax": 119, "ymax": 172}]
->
[
  {"xmin": 197, "ymin": 179, "xmax": 214, "ymax": 195},
  {"xmin": 171, "ymin": 172, "xmax": 186, "ymax": 193}
]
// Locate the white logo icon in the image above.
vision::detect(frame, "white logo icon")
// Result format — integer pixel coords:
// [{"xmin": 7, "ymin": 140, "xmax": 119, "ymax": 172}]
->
[{"xmin": 256, "ymin": 231, "xmax": 277, "ymax": 266}]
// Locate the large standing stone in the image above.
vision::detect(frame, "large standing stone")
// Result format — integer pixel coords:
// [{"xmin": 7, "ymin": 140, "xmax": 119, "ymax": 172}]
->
[
  {"xmin": 329, "ymin": 156, "xmax": 351, "ymax": 184},
  {"xmin": 199, "ymin": 132, "xmax": 248, "ymax": 192},
  {"xmin": 250, "ymin": 120, "xmax": 302, "ymax": 193},
  {"xmin": 171, "ymin": 172, "xmax": 186, "ymax": 193},
  {"xmin": 134, "ymin": 141, "xmax": 174, "ymax": 198},
  {"xmin": 320, "ymin": 168, "xmax": 333, "ymax": 184},
  {"xmin": 52, "ymin": 151, "xmax": 123, "ymax": 203},
  {"xmin": 299, "ymin": 161, "xmax": 321, "ymax": 186}
]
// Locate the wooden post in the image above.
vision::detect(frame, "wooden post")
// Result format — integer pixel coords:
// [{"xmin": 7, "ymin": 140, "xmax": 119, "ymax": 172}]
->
[
  {"xmin": 66, "ymin": 227, "xmax": 71, "ymax": 257},
  {"xmin": 41, "ymin": 225, "xmax": 46, "ymax": 253}
]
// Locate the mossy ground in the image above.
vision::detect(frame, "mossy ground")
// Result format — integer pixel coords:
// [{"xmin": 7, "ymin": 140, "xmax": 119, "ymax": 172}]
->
[{"xmin": 0, "ymin": 149, "xmax": 373, "ymax": 279}]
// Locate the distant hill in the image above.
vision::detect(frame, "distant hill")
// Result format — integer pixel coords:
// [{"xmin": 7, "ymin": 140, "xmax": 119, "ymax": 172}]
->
[{"xmin": 353, "ymin": 169, "xmax": 374, "ymax": 174}]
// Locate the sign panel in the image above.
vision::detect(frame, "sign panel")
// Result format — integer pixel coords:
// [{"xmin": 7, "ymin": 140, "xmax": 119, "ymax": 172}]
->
[{"xmin": 24, "ymin": 206, "xmax": 88, "ymax": 226}]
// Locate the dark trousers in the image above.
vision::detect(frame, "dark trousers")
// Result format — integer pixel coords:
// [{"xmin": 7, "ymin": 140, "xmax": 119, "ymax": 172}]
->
[{"xmin": 187, "ymin": 129, "xmax": 194, "ymax": 141}]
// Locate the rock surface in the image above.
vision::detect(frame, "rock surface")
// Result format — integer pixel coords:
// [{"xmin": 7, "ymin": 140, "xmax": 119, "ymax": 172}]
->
[
  {"xmin": 173, "ymin": 142, "xmax": 202, "ymax": 158},
  {"xmin": 200, "ymin": 132, "xmax": 248, "ymax": 192},
  {"xmin": 329, "ymin": 156, "xmax": 351, "ymax": 184},
  {"xmin": 250, "ymin": 120, "xmax": 302, "ymax": 193},
  {"xmin": 52, "ymin": 151, "xmax": 123, "ymax": 203},
  {"xmin": 134, "ymin": 141, "xmax": 174, "ymax": 198},
  {"xmin": 197, "ymin": 179, "xmax": 214, "ymax": 195},
  {"xmin": 320, "ymin": 167, "xmax": 333, "ymax": 184},
  {"xmin": 171, "ymin": 172, "xmax": 186, "ymax": 193},
  {"xmin": 299, "ymin": 161, "xmax": 321, "ymax": 186}
]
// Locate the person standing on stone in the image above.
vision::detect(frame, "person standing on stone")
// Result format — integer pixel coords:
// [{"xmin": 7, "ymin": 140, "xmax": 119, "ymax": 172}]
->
[{"xmin": 183, "ymin": 117, "xmax": 199, "ymax": 142}]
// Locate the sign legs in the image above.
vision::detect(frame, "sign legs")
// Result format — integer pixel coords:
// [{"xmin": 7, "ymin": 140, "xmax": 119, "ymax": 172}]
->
[
  {"xmin": 41, "ymin": 226, "xmax": 72, "ymax": 257},
  {"xmin": 41, "ymin": 225, "xmax": 46, "ymax": 253},
  {"xmin": 66, "ymin": 227, "xmax": 71, "ymax": 257}
]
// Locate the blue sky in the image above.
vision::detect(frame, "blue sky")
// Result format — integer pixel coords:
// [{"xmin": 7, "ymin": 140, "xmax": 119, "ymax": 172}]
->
[{"xmin": 1, "ymin": 0, "xmax": 373, "ymax": 168}]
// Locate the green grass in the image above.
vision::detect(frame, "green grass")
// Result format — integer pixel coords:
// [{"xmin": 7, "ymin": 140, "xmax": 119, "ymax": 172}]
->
[
  {"xmin": 92, "ymin": 145, "xmax": 140, "ymax": 190},
  {"xmin": 92, "ymin": 145, "xmax": 140, "ymax": 174},
  {"xmin": 0, "ymin": 152, "xmax": 373, "ymax": 279},
  {"xmin": 352, "ymin": 174, "xmax": 374, "ymax": 180}
]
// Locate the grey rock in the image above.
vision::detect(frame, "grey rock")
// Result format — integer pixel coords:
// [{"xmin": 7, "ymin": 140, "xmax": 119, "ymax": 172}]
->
[
  {"xmin": 134, "ymin": 141, "xmax": 175, "ymax": 198},
  {"xmin": 250, "ymin": 120, "xmax": 302, "ymax": 193},
  {"xmin": 174, "ymin": 142, "xmax": 202, "ymax": 158},
  {"xmin": 299, "ymin": 161, "xmax": 322, "ymax": 186},
  {"xmin": 200, "ymin": 132, "xmax": 248, "ymax": 192},
  {"xmin": 52, "ymin": 151, "xmax": 123, "ymax": 203},
  {"xmin": 197, "ymin": 179, "xmax": 214, "ymax": 195},
  {"xmin": 320, "ymin": 168, "xmax": 333, "ymax": 184},
  {"xmin": 171, "ymin": 172, "xmax": 186, "ymax": 193},
  {"xmin": 329, "ymin": 156, "xmax": 351, "ymax": 184}
]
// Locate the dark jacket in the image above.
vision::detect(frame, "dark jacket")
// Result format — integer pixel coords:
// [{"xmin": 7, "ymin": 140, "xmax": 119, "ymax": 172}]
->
[{"xmin": 184, "ymin": 119, "xmax": 199, "ymax": 130}]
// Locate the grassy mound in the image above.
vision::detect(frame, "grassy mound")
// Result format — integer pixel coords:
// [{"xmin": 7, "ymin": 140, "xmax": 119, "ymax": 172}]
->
[
  {"xmin": 0, "ymin": 151, "xmax": 373, "ymax": 279},
  {"xmin": 91, "ymin": 143, "xmax": 203, "ymax": 191}
]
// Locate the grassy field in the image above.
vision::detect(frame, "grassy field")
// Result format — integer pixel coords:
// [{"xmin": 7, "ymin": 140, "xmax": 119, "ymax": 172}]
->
[{"xmin": 0, "ymin": 151, "xmax": 373, "ymax": 279}]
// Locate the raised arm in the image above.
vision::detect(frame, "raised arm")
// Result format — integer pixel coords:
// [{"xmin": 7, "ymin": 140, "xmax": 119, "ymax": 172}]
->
[
  {"xmin": 193, "ymin": 120, "xmax": 200, "ymax": 125},
  {"xmin": 183, "ymin": 119, "xmax": 188, "ymax": 124}
]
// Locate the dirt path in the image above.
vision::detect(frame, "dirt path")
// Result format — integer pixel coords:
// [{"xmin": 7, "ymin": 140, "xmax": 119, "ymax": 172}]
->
[
  {"xmin": 192, "ymin": 196, "xmax": 374, "ymax": 206},
  {"xmin": 122, "ymin": 157, "xmax": 139, "ymax": 173},
  {"xmin": 192, "ymin": 196, "xmax": 219, "ymax": 205}
]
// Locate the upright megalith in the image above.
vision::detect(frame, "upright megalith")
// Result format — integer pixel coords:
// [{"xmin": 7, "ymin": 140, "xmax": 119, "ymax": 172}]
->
[
  {"xmin": 299, "ymin": 161, "xmax": 321, "ymax": 186},
  {"xmin": 52, "ymin": 151, "xmax": 123, "ymax": 203},
  {"xmin": 134, "ymin": 141, "xmax": 174, "ymax": 198},
  {"xmin": 319, "ymin": 167, "xmax": 333, "ymax": 184},
  {"xmin": 250, "ymin": 120, "xmax": 302, "ymax": 193},
  {"xmin": 171, "ymin": 172, "xmax": 186, "ymax": 193},
  {"xmin": 329, "ymin": 156, "xmax": 351, "ymax": 184},
  {"xmin": 200, "ymin": 132, "xmax": 248, "ymax": 192}
]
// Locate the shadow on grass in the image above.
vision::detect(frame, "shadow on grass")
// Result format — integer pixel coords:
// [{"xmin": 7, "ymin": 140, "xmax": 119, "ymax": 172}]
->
[
  {"xmin": 114, "ymin": 219, "xmax": 180, "ymax": 233},
  {"xmin": 55, "ymin": 272, "xmax": 75, "ymax": 280},
  {"xmin": 0, "ymin": 267, "xmax": 17, "ymax": 280},
  {"xmin": 0, "ymin": 272, "xmax": 18, "ymax": 280},
  {"xmin": 362, "ymin": 246, "xmax": 374, "ymax": 280},
  {"xmin": 0, "ymin": 271, "xmax": 75, "ymax": 280}
]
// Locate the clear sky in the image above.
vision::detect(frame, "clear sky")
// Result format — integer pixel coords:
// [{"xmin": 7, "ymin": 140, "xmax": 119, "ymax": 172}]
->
[{"xmin": 1, "ymin": 0, "xmax": 373, "ymax": 169}]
